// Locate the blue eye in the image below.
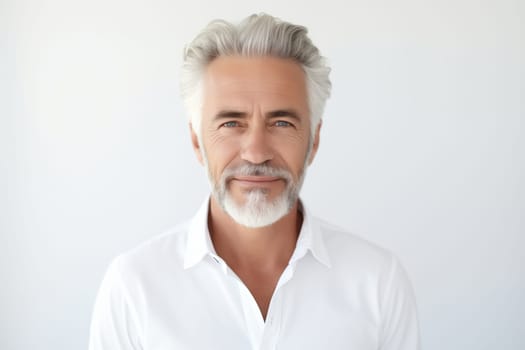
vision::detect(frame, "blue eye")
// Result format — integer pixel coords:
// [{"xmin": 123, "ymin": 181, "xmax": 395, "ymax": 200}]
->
[
  {"xmin": 275, "ymin": 120, "xmax": 292, "ymax": 127},
  {"xmin": 222, "ymin": 121, "xmax": 239, "ymax": 128}
]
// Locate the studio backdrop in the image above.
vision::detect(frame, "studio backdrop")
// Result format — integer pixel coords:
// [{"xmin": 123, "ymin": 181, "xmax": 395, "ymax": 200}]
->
[{"xmin": 1, "ymin": 0, "xmax": 523, "ymax": 349}]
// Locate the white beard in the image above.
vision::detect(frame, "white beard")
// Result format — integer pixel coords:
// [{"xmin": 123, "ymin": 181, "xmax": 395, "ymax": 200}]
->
[
  {"xmin": 221, "ymin": 186, "xmax": 292, "ymax": 228},
  {"xmin": 203, "ymin": 159, "xmax": 308, "ymax": 228}
]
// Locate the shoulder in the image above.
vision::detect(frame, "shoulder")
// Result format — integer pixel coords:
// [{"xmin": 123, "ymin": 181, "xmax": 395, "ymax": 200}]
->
[
  {"xmin": 309, "ymin": 216, "xmax": 412, "ymax": 293},
  {"xmin": 112, "ymin": 220, "xmax": 191, "ymax": 280},
  {"xmin": 313, "ymin": 216, "xmax": 418, "ymax": 325},
  {"xmin": 315, "ymin": 216, "xmax": 395, "ymax": 268}
]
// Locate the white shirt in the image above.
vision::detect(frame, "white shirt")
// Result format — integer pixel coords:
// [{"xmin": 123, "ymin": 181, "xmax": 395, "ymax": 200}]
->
[{"xmin": 89, "ymin": 198, "xmax": 420, "ymax": 350}]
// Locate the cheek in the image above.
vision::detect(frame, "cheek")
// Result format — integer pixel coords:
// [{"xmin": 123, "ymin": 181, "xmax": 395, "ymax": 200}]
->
[
  {"xmin": 270, "ymin": 134, "xmax": 310, "ymax": 165},
  {"xmin": 203, "ymin": 136, "xmax": 239, "ymax": 173}
]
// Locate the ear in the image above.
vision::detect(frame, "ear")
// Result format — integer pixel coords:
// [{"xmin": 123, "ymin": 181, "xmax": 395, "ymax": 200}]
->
[
  {"xmin": 189, "ymin": 123, "xmax": 204, "ymax": 165},
  {"xmin": 308, "ymin": 121, "xmax": 322, "ymax": 165}
]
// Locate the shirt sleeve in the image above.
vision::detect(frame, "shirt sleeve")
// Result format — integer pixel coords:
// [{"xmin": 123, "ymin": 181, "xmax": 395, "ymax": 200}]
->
[
  {"xmin": 88, "ymin": 256, "xmax": 142, "ymax": 350},
  {"xmin": 378, "ymin": 255, "xmax": 421, "ymax": 350}
]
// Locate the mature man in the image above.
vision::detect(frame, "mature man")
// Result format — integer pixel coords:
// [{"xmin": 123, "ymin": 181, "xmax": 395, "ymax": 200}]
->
[{"xmin": 89, "ymin": 14, "xmax": 420, "ymax": 350}]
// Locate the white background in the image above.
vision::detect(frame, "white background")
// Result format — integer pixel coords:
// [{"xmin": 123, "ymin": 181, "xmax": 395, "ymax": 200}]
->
[{"xmin": 1, "ymin": 0, "xmax": 523, "ymax": 349}]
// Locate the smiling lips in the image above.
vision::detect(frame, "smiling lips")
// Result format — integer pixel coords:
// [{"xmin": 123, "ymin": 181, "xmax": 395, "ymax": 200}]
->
[{"xmin": 231, "ymin": 176, "xmax": 283, "ymax": 187}]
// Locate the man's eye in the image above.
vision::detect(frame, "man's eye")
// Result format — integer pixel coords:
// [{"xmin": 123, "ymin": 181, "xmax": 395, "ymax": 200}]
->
[
  {"xmin": 222, "ymin": 121, "xmax": 239, "ymax": 128},
  {"xmin": 275, "ymin": 120, "xmax": 292, "ymax": 127}
]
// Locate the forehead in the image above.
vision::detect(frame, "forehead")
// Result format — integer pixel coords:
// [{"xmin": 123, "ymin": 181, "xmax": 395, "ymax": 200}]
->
[{"xmin": 201, "ymin": 56, "xmax": 308, "ymax": 110}]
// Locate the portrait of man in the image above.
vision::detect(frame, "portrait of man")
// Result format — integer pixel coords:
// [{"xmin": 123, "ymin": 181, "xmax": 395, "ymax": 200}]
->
[
  {"xmin": 88, "ymin": 13, "xmax": 420, "ymax": 349},
  {"xmin": 3, "ymin": 0, "xmax": 522, "ymax": 349}
]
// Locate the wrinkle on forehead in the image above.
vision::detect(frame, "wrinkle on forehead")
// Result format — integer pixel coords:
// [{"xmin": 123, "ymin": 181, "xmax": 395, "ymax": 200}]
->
[{"xmin": 202, "ymin": 56, "xmax": 309, "ymax": 122}]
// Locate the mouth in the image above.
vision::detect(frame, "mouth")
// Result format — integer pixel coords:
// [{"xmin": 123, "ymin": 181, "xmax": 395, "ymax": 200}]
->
[{"xmin": 230, "ymin": 176, "xmax": 283, "ymax": 187}]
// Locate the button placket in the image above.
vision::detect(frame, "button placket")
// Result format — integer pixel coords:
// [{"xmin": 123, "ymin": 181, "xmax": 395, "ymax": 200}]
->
[
  {"xmin": 225, "ymin": 268, "xmax": 265, "ymax": 349},
  {"xmin": 260, "ymin": 262, "xmax": 297, "ymax": 350}
]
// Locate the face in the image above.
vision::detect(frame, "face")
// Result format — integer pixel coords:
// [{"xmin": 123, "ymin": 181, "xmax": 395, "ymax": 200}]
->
[{"xmin": 191, "ymin": 56, "xmax": 321, "ymax": 227}]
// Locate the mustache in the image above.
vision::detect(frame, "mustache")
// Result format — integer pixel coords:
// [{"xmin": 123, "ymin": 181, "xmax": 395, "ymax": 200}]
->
[{"xmin": 221, "ymin": 163, "xmax": 293, "ymax": 182}]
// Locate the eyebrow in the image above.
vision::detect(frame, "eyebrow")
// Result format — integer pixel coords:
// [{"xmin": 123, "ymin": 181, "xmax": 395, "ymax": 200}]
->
[
  {"xmin": 213, "ymin": 110, "xmax": 246, "ymax": 120},
  {"xmin": 213, "ymin": 109, "xmax": 302, "ymax": 121},
  {"xmin": 267, "ymin": 109, "xmax": 301, "ymax": 121}
]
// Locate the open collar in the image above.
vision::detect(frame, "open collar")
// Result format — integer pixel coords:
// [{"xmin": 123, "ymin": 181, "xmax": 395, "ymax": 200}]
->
[{"xmin": 183, "ymin": 197, "xmax": 331, "ymax": 269}]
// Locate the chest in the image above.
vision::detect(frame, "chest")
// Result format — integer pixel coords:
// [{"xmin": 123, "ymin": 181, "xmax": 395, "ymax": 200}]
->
[
  {"xmin": 140, "ymin": 261, "xmax": 380, "ymax": 350},
  {"xmin": 234, "ymin": 267, "xmax": 283, "ymax": 321}
]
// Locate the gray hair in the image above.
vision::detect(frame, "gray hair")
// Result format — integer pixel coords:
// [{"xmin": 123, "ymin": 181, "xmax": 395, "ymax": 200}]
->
[{"xmin": 180, "ymin": 13, "xmax": 332, "ymax": 139}]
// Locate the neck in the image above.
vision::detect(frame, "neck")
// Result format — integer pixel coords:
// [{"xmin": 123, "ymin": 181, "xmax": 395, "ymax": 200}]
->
[{"xmin": 208, "ymin": 196, "xmax": 302, "ymax": 271}]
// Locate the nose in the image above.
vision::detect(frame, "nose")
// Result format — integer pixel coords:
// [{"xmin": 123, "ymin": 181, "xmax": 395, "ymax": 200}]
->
[{"xmin": 240, "ymin": 124, "xmax": 274, "ymax": 164}]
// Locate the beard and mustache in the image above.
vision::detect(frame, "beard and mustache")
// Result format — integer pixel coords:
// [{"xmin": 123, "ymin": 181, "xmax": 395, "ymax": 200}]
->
[{"xmin": 203, "ymin": 156, "xmax": 309, "ymax": 228}]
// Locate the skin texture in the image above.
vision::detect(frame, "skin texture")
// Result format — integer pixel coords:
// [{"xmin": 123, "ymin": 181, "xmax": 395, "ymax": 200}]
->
[{"xmin": 190, "ymin": 56, "xmax": 321, "ymax": 320}]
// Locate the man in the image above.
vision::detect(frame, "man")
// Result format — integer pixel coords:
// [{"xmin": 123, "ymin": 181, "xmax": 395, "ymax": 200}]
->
[{"xmin": 89, "ymin": 13, "xmax": 420, "ymax": 350}]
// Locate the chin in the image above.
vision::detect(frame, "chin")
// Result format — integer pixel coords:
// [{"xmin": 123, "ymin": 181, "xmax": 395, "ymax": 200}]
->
[{"xmin": 221, "ymin": 189, "xmax": 294, "ymax": 228}]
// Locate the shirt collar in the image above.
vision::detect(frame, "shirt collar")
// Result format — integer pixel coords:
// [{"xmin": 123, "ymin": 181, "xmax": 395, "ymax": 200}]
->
[
  {"xmin": 291, "ymin": 201, "xmax": 331, "ymax": 268},
  {"xmin": 183, "ymin": 196, "xmax": 331, "ymax": 269},
  {"xmin": 183, "ymin": 198, "xmax": 217, "ymax": 269}
]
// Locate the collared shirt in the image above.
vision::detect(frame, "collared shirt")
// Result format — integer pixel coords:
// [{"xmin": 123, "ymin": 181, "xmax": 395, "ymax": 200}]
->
[{"xmin": 89, "ymin": 198, "xmax": 420, "ymax": 350}]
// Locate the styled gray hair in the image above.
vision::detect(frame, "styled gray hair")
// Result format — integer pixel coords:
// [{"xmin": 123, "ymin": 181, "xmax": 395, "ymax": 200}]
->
[{"xmin": 180, "ymin": 13, "xmax": 332, "ymax": 140}]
